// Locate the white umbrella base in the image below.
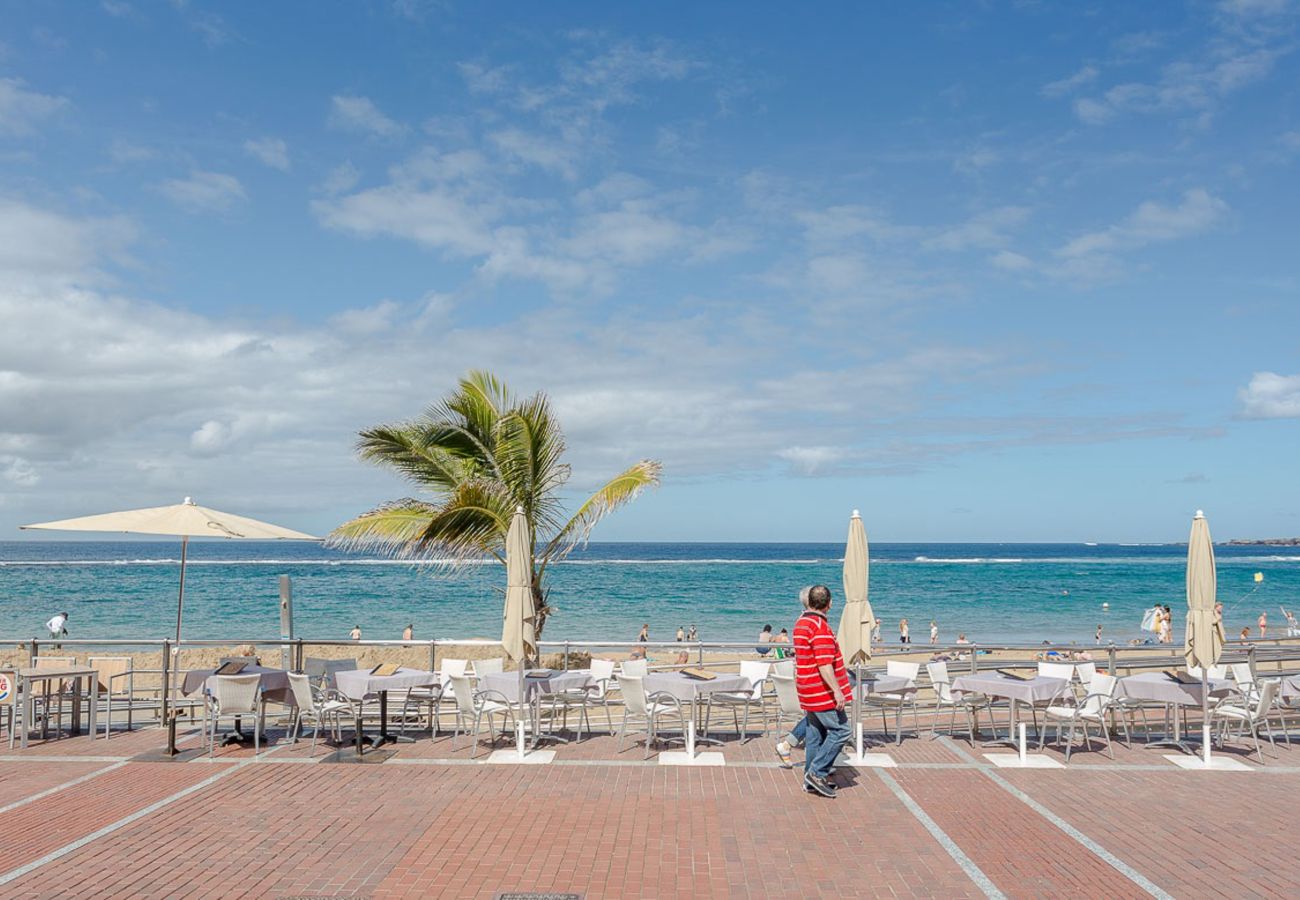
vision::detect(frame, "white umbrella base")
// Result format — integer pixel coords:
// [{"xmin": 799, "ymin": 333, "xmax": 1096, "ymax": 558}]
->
[
  {"xmin": 1163, "ymin": 754, "xmax": 1251, "ymax": 771},
  {"xmin": 838, "ymin": 752, "xmax": 896, "ymax": 767},
  {"xmin": 658, "ymin": 751, "xmax": 725, "ymax": 766},
  {"xmin": 983, "ymin": 753, "xmax": 1064, "ymax": 769}
]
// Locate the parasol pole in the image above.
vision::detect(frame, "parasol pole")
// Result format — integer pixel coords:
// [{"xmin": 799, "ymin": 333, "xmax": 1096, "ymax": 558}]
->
[{"xmin": 175, "ymin": 535, "xmax": 189, "ymax": 645}]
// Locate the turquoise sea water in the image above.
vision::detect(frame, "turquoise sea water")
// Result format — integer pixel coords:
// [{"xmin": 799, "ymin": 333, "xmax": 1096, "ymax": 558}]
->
[{"xmin": 0, "ymin": 541, "xmax": 1296, "ymax": 646}]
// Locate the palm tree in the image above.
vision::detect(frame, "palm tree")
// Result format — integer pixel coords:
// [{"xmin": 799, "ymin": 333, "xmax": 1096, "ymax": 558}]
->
[{"xmin": 327, "ymin": 370, "xmax": 661, "ymax": 639}]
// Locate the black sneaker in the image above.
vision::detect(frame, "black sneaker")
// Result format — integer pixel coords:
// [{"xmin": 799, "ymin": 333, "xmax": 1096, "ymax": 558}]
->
[{"xmin": 803, "ymin": 772, "xmax": 836, "ymax": 798}]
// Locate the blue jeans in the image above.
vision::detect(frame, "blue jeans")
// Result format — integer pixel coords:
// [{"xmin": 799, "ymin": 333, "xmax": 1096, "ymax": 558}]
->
[
  {"xmin": 803, "ymin": 708, "xmax": 850, "ymax": 779},
  {"xmin": 787, "ymin": 716, "xmax": 807, "ymax": 747}
]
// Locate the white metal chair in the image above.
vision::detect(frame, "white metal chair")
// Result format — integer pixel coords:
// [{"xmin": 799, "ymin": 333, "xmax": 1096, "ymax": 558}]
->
[
  {"xmin": 286, "ymin": 672, "xmax": 351, "ymax": 753},
  {"xmin": 1211, "ymin": 679, "xmax": 1279, "ymax": 763},
  {"xmin": 1186, "ymin": 664, "xmax": 1227, "ymax": 680},
  {"xmin": 550, "ymin": 659, "xmax": 619, "ymax": 736},
  {"xmin": 614, "ymin": 674, "xmax": 686, "ymax": 759},
  {"xmin": 619, "ymin": 659, "xmax": 649, "ymax": 678},
  {"xmin": 926, "ymin": 661, "xmax": 990, "ymax": 743},
  {"xmin": 770, "ymin": 673, "xmax": 803, "ymax": 738},
  {"xmin": 448, "ymin": 674, "xmax": 518, "ymax": 758},
  {"xmin": 473, "ymin": 658, "xmax": 505, "ymax": 677},
  {"xmin": 863, "ymin": 661, "xmax": 922, "ymax": 742},
  {"xmin": 89, "ymin": 656, "xmax": 135, "ymax": 739},
  {"xmin": 207, "ymin": 674, "xmax": 263, "ymax": 757},
  {"xmin": 703, "ymin": 661, "xmax": 770, "ymax": 743},
  {"xmin": 1039, "ymin": 672, "xmax": 1124, "ymax": 762}
]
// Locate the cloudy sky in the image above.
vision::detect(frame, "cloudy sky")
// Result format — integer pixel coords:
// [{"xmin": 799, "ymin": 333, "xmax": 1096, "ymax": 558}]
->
[{"xmin": 2, "ymin": 1, "xmax": 1298, "ymax": 542}]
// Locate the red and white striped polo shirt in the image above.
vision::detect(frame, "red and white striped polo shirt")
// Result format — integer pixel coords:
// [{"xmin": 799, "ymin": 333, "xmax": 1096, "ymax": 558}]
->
[{"xmin": 793, "ymin": 609, "xmax": 852, "ymax": 712}]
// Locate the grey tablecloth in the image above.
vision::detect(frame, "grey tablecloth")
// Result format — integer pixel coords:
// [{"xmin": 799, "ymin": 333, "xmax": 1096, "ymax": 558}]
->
[
  {"xmin": 479, "ymin": 669, "xmax": 595, "ymax": 703},
  {"xmin": 1281, "ymin": 674, "xmax": 1300, "ymax": 700},
  {"xmin": 1115, "ymin": 673, "xmax": 1233, "ymax": 706},
  {"xmin": 181, "ymin": 665, "xmax": 293, "ymax": 704},
  {"xmin": 334, "ymin": 667, "xmax": 438, "ymax": 702},
  {"xmin": 951, "ymin": 673, "xmax": 1069, "ymax": 704},
  {"xmin": 643, "ymin": 672, "xmax": 750, "ymax": 701}
]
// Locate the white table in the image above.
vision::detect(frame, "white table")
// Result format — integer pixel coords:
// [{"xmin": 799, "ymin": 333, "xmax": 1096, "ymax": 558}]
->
[
  {"xmin": 14, "ymin": 666, "xmax": 99, "ymax": 750},
  {"xmin": 851, "ymin": 671, "xmax": 918, "ymax": 746},
  {"xmin": 952, "ymin": 672, "xmax": 1070, "ymax": 749},
  {"xmin": 335, "ymin": 667, "xmax": 439, "ymax": 755},
  {"xmin": 479, "ymin": 669, "xmax": 596, "ymax": 748},
  {"xmin": 643, "ymin": 672, "xmax": 751, "ymax": 752},
  {"xmin": 1116, "ymin": 672, "xmax": 1234, "ymax": 753}
]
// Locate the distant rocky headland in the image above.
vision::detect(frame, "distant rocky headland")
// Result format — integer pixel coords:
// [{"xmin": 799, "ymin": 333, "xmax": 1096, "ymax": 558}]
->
[{"xmin": 1224, "ymin": 537, "xmax": 1300, "ymax": 546}]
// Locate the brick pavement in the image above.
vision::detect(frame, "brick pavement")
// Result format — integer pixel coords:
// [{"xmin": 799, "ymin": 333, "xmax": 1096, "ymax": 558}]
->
[{"xmin": 0, "ymin": 719, "xmax": 1298, "ymax": 898}]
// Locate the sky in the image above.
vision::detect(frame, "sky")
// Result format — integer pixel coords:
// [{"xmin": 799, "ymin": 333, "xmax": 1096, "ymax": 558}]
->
[{"xmin": 1, "ymin": 0, "xmax": 1299, "ymax": 543}]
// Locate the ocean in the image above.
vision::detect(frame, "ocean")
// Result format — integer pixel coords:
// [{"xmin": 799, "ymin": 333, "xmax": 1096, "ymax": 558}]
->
[{"xmin": 0, "ymin": 541, "xmax": 1295, "ymax": 646}]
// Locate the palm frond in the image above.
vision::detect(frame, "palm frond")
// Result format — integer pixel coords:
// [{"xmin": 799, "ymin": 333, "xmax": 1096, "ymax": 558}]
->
[
  {"xmin": 356, "ymin": 425, "xmax": 475, "ymax": 494},
  {"xmin": 540, "ymin": 459, "xmax": 662, "ymax": 574}
]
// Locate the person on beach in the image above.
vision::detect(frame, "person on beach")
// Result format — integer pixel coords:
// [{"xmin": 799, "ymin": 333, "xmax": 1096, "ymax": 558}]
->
[
  {"xmin": 688, "ymin": 624, "xmax": 698, "ymax": 641},
  {"xmin": 350, "ymin": 625, "xmax": 361, "ymax": 641},
  {"xmin": 757, "ymin": 624, "xmax": 773, "ymax": 656},
  {"xmin": 673, "ymin": 650, "xmax": 690, "ymax": 665},
  {"xmin": 929, "ymin": 620, "xmax": 938, "ymax": 644},
  {"xmin": 45, "ymin": 611, "xmax": 69, "ymax": 647},
  {"xmin": 1239, "ymin": 626, "xmax": 1251, "ymax": 642},
  {"xmin": 899, "ymin": 619, "xmax": 910, "ymax": 644},
  {"xmin": 402, "ymin": 623, "xmax": 413, "ymax": 641},
  {"xmin": 1283, "ymin": 606, "xmax": 1299, "ymax": 637},
  {"xmin": 793, "ymin": 584, "xmax": 851, "ymax": 798},
  {"xmin": 1095, "ymin": 624, "xmax": 1103, "ymax": 645},
  {"xmin": 676, "ymin": 626, "xmax": 685, "ymax": 642},
  {"xmin": 956, "ymin": 634, "xmax": 969, "ymax": 644},
  {"xmin": 872, "ymin": 619, "xmax": 882, "ymax": 643},
  {"xmin": 1258, "ymin": 611, "xmax": 1268, "ymax": 639},
  {"xmin": 638, "ymin": 624, "xmax": 649, "ymax": 643}
]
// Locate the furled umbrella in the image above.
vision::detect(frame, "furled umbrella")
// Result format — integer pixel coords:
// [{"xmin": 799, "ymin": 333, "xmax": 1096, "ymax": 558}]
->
[
  {"xmin": 837, "ymin": 509, "xmax": 875, "ymax": 761},
  {"xmin": 501, "ymin": 506, "xmax": 537, "ymax": 756},
  {"xmin": 21, "ymin": 497, "xmax": 318, "ymax": 644},
  {"xmin": 1185, "ymin": 509, "xmax": 1225, "ymax": 766}
]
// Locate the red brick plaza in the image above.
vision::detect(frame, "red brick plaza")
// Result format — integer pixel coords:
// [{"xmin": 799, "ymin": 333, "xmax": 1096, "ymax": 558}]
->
[{"xmin": 0, "ymin": 720, "xmax": 1295, "ymax": 899}]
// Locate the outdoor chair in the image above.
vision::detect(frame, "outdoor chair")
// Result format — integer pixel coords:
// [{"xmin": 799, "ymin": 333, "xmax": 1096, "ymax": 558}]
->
[
  {"xmin": 926, "ymin": 660, "xmax": 991, "ymax": 743},
  {"xmin": 862, "ymin": 661, "xmax": 922, "ymax": 743},
  {"xmin": 770, "ymin": 672, "xmax": 802, "ymax": 738},
  {"xmin": 1039, "ymin": 672, "xmax": 1126, "ymax": 762},
  {"xmin": 618, "ymin": 659, "xmax": 649, "ymax": 678},
  {"xmin": 614, "ymin": 674, "xmax": 686, "ymax": 759},
  {"xmin": 286, "ymin": 672, "xmax": 351, "ymax": 753},
  {"xmin": 472, "ymin": 658, "xmax": 504, "ymax": 677},
  {"xmin": 88, "ymin": 656, "xmax": 135, "ymax": 738},
  {"xmin": 1211, "ymin": 679, "xmax": 1280, "ymax": 763},
  {"xmin": 207, "ymin": 673, "xmax": 263, "ymax": 757},
  {"xmin": 1074, "ymin": 661, "xmax": 1097, "ymax": 694},
  {"xmin": 448, "ymin": 674, "xmax": 518, "ymax": 758},
  {"xmin": 31, "ymin": 656, "xmax": 78, "ymax": 736},
  {"xmin": 305, "ymin": 658, "xmax": 358, "ymax": 690},
  {"xmin": 549, "ymin": 658, "xmax": 619, "ymax": 737},
  {"xmin": 1186, "ymin": 664, "xmax": 1227, "ymax": 680},
  {"xmin": 702, "ymin": 660, "xmax": 770, "ymax": 743},
  {"xmin": 1230, "ymin": 663, "xmax": 1257, "ymax": 697}
]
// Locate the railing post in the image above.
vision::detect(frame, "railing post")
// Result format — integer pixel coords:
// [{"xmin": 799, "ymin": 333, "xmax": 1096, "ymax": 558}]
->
[
  {"xmin": 428, "ymin": 639, "xmax": 435, "ymax": 676},
  {"xmin": 160, "ymin": 637, "xmax": 170, "ymax": 730},
  {"xmin": 295, "ymin": 637, "xmax": 304, "ymax": 673},
  {"xmin": 698, "ymin": 641, "xmax": 704, "ymax": 666},
  {"xmin": 430, "ymin": 638, "xmax": 437, "ymax": 676},
  {"xmin": 969, "ymin": 644, "xmax": 979, "ymax": 674},
  {"xmin": 29, "ymin": 637, "xmax": 38, "ymax": 667},
  {"xmin": 1108, "ymin": 645, "xmax": 1117, "ymax": 676},
  {"xmin": 564, "ymin": 640, "xmax": 570, "ymax": 671}
]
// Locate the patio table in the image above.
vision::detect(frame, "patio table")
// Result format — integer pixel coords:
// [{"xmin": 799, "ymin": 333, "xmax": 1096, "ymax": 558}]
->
[
  {"xmin": 335, "ymin": 667, "xmax": 439, "ymax": 755},
  {"xmin": 1116, "ymin": 672, "xmax": 1234, "ymax": 753},
  {"xmin": 643, "ymin": 672, "xmax": 751, "ymax": 751},
  {"xmin": 1278, "ymin": 674, "xmax": 1300, "ymax": 700},
  {"xmin": 181, "ymin": 665, "xmax": 292, "ymax": 746},
  {"xmin": 951, "ymin": 672, "xmax": 1070, "ymax": 749},
  {"xmin": 14, "ymin": 666, "xmax": 99, "ymax": 750},
  {"xmin": 479, "ymin": 669, "xmax": 596, "ymax": 748}
]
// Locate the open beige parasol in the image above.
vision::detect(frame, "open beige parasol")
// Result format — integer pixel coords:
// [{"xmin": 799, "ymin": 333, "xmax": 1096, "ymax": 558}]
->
[{"xmin": 21, "ymin": 497, "xmax": 317, "ymax": 643}]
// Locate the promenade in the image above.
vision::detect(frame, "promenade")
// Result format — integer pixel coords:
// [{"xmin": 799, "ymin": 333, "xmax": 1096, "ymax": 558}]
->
[{"xmin": 0, "ymin": 720, "xmax": 1295, "ymax": 898}]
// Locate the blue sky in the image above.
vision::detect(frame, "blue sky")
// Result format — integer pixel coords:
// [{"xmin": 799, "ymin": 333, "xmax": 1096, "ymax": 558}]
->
[{"xmin": 1, "ymin": 0, "xmax": 1299, "ymax": 542}]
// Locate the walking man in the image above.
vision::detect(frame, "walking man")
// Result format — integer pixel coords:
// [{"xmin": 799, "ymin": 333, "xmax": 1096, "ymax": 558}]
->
[{"xmin": 793, "ymin": 584, "xmax": 851, "ymax": 797}]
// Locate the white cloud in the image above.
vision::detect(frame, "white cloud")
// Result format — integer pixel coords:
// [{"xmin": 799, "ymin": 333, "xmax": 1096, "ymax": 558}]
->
[
  {"xmin": 0, "ymin": 198, "xmax": 135, "ymax": 289},
  {"xmin": 101, "ymin": 1, "xmax": 133, "ymax": 17},
  {"xmin": 990, "ymin": 250, "xmax": 1033, "ymax": 271},
  {"xmin": 329, "ymin": 94, "xmax": 404, "ymax": 137},
  {"xmin": 926, "ymin": 207, "xmax": 1031, "ymax": 252},
  {"xmin": 0, "ymin": 77, "xmax": 68, "ymax": 136},
  {"xmin": 1218, "ymin": 0, "xmax": 1291, "ymax": 15},
  {"xmin": 489, "ymin": 128, "xmax": 579, "ymax": 179},
  {"xmin": 1055, "ymin": 189, "xmax": 1227, "ymax": 262},
  {"xmin": 156, "ymin": 170, "xmax": 247, "ymax": 213},
  {"xmin": 107, "ymin": 138, "xmax": 156, "ymax": 164},
  {"xmin": 1239, "ymin": 372, "xmax": 1300, "ymax": 418},
  {"xmin": 0, "ymin": 455, "xmax": 39, "ymax": 487},
  {"xmin": 321, "ymin": 161, "xmax": 361, "ymax": 195},
  {"xmin": 777, "ymin": 446, "xmax": 845, "ymax": 475},
  {"xmin": 243, "ymin": 136, "xmax": 289, "ymax": 171},
  {"xmin": 1041, "ymin": 66, "xmax": 1099, "ymax": 98}
]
